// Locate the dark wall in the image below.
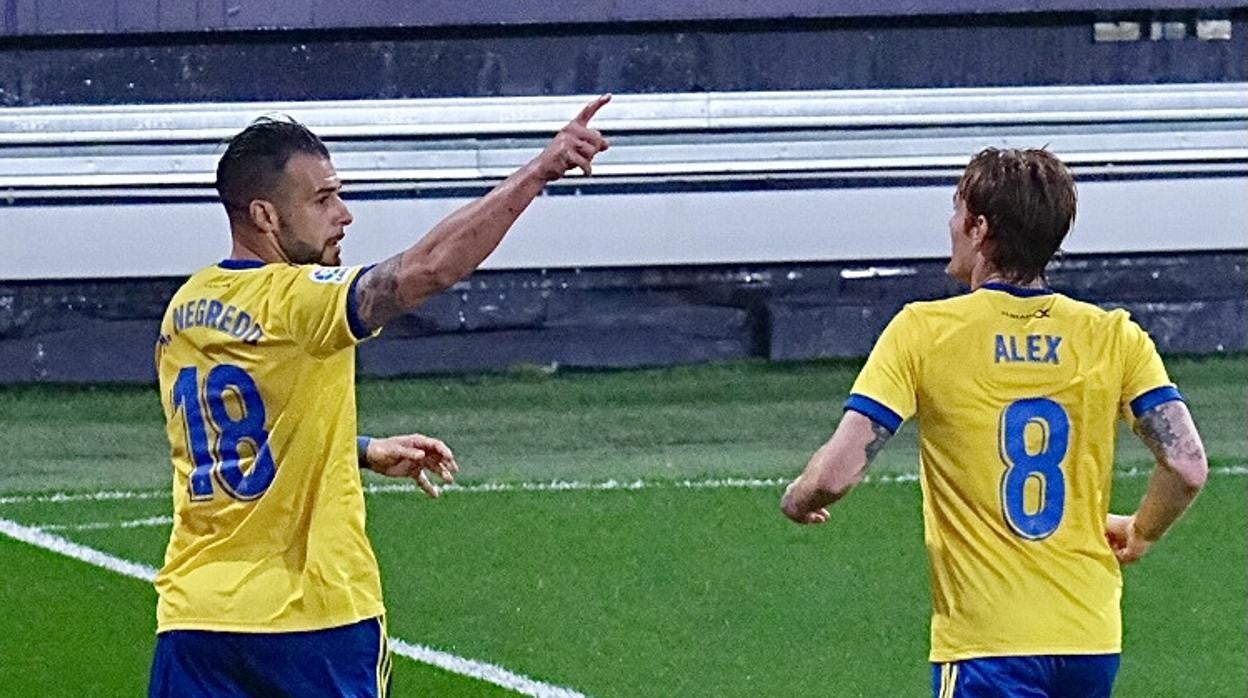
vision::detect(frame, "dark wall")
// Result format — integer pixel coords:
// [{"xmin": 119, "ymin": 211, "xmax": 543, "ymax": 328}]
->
[
  {"xmin": 1, "ymin": 251, "xmax": 1243, "ymax": 383},
  {"xmin": 1, "ymin": 1, "xmax": 1243, "ymax": 36},
  {"xmin": 1, "ymin": 11, "xmax": 1244, "ymax": 106}
]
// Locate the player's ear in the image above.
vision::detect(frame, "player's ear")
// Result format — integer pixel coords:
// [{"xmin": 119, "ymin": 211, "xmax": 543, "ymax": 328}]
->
[
  {"xmin": 249, "ymin": 199, "xmax": 280, "ymax": 236},
  {"xmin": 970, "ymin": 214, "xmax": 991, "ymax": 248}
]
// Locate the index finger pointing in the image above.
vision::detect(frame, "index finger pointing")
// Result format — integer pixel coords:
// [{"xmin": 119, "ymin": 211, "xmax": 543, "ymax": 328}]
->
[{"xmin": 574, "ymin": 94, "xmax": 612, "ymax": 126}]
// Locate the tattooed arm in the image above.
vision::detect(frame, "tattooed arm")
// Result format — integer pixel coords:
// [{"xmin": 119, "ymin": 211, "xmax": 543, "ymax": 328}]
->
[
  {"xmin": 1106, "ymin": 400, "xmax": 1208, "ymax": 563},
  {"xmin": 353, "ymin": 95, "xmax": 612, "ymax": 332},
  {"xmin": 781, "ymin": 411, "xmax": 894, "ymax": 524}
]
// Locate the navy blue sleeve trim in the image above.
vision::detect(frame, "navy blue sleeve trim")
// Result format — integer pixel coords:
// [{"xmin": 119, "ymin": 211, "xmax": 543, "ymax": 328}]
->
[
  {"xmin": 357, "ymin": 436, "xmax": 373, "ymax": 469},
  {"xmin": 844, "ymin": 394, "xmax": 903, "ymax": 434},
  {"xmin": 1130, "ymin": 385, "xmax": 1185, "ymax": 418},
  {"xmin": 346, "ymin": 264, "xmax": 377, "ymax": 341}
]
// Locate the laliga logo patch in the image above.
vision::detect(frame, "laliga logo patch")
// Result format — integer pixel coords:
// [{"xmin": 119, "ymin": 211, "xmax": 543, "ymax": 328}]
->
[{"xmin": 309, "ymin": 266, "xmax": 352, "ymax": 285}]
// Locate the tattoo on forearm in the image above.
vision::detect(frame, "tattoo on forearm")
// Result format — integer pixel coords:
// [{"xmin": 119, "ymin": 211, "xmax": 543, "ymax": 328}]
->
[
  {"xmin": 356, "ymin": 254, "xmax": 404, "ymax": 331},
  {"xmin": 1134, "ymin": 402, "xmax": 1202, "ymax": 463},
  {"xmin": 863, "ymin": 422, "xmax": 893, "ymax": 464}
]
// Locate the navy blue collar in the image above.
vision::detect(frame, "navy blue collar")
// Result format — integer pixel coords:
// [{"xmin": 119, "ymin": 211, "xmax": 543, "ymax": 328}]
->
[
  {"xmin": 980, "ymin": 281, "xmax": 1053, "ymax": 298},
  {"xmin": 217, "ymin": 259, "xmax": 267, "ymax": 270}
]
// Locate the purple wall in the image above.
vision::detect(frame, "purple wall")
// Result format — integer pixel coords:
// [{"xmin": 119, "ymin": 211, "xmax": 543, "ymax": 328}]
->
[{"xmin": 1, "ymin": 0, "xmax": 1244, "ymax": 37}]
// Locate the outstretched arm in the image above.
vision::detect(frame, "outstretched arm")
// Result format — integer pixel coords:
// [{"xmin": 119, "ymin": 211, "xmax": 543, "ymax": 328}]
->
[
  {"xmin": 1106, "ymin": 400, "xmax": 1208, "ymax": 563},
  {"xmin": 781, "ymin": 410, "xmax": 893, "ymax": 524},
  {"xmin": 354, "ymin": 94, "xmax": 612, "ymax": 332}
]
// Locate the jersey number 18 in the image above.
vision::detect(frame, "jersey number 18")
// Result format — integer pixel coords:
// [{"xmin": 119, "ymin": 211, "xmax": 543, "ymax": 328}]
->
[{"xmin": 172, "ymin": 364, "xmax": 277, "ymax": 501}]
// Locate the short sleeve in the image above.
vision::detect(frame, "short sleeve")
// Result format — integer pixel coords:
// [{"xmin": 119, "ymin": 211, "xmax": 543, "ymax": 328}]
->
[
  {"xmin": 1115, "ymin": 310, "xmax": 1182, "ymax": 420},
  {"xmin": 278, "ymin": 265, "xmax": 379, "ymax": 358},
  {"xmin": 846, "ymin": 306, "xmax": 921, "ymax": 433}
]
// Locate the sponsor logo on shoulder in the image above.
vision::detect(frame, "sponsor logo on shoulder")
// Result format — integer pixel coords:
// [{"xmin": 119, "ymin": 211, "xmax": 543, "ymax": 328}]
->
[{"xmin": 309, "ymin": 266, "xmax": 352, "ymax": 284}]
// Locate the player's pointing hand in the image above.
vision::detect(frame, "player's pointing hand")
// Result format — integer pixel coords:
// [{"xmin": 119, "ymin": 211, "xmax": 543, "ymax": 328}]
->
[
  {"xmin": 530, "ymin": 94, "xmax": 612, "ymax": 181},
  {"xmin": 574, "ymin": 93, "xmax": 612, "ymax": 126}
]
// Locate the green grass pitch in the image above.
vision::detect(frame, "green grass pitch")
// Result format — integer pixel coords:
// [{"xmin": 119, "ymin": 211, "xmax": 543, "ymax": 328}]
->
[{"xmin": 0, "ymin": 355, "xmax": 1244, "ymax": 695}]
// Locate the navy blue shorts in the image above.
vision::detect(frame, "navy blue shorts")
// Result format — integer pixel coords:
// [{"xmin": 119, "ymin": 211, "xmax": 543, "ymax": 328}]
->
[
  {"xmin": 932, "ymin": 654, "xmax": 1120, "ymax": 697},
  {"xmin": 149, "ymin": 616, "xmax": 391, "ymax": 697}
]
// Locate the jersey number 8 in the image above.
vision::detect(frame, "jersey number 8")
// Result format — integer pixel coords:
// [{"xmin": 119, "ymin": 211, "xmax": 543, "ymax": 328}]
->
[
  {"xmin": 172, "ymin": 364, "xmax": 277, "ymax": 501},
  {"xmin": 998, "ymin": 397, "xmax": 1070, "ymax": 540}
]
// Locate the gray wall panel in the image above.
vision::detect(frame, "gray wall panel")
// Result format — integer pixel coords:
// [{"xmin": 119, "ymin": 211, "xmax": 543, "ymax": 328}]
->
[
  {"xmin": 155, "ymin": 0, "xmax": 200, "ymax": 29},
  {"xmin": 202, "ymin": 0, "xmax": 227, "ymax": 26},
  {"xmin": 1, "ymin": 0, "xmax": 1245, "ymax": 35},
  {"xmin": 14, "ymin": 0, "xmax": 36, "ymax": 33},
  {"xmin": 224, "ymin": 0, "xmax": 310, "ymax": 29},
  {"xmin": 33, "ymin": 0, "xmax": 113, "ymax": 34},
  {"xmin": 118, "ymin": 0, "xmax": 160, "ymax": 33}
]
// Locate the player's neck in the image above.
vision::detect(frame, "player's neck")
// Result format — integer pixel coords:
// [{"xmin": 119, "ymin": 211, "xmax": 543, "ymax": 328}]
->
[
  {"xmin": 229, "ymin": 232, "xmax": 288, "ymax": 264},
  {"xmin": 971, "ymin": 264, "xmax": 1046, "ymax": 291}
]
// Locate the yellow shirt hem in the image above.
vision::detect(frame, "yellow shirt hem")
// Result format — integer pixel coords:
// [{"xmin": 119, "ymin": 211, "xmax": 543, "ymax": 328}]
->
[
  {"xmin": 930, "ymin": 643, "xmax": 1122, "ymax": 663},
  {"xmin": 157, "ymin": 604, "xmax": 386, "ymax": 635}
]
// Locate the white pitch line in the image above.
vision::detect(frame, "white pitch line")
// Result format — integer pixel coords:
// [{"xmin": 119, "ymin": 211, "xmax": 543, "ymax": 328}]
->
[
  {"xmin": 38, "ymin": 515, "xmax": 174, "ymax": 532},
  {"xmin": 19, "ymin": 465, "xmax": 1248, "ymax": 533},
  {"xmin": 390, "ymin": 639, "xmax": 586, "ymax": 698},
  {"xmin": 0, "ymin": 516, "xmax": 588, "ymax": 698},
  {"xmin": 365, "ymin": 476, "xmax": 807, "ymax": 496},
  {"xmin": 3, "ymin": 465, "xmax": 1246, "ymax": 507},
  {"xmin": 0, "ymin": 517, "xmax": 159, "ymax": 581},
  {"xmin": 0, "ymin": 477, "xmax": 799, "ymax": 505},
  {"xmin": 0, "ymin": 488, "xmax": 167, "ymax": 505}
]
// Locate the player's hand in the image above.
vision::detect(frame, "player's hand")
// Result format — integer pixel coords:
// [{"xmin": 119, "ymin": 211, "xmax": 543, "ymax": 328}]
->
[
  {"xmin": 781, "ymin": 481, "xmax": 830, "ymax": 525},
  {"xmin": 365, "ymin": 433, "xmax": 459, "ymax": 498},
  {"xmin": 1105, "ymin": 513, "xmax": 1152, "ymax": 565},
  {"xmin": 529, "ymin": 94, "xmax": 611, "ymax": 181}
]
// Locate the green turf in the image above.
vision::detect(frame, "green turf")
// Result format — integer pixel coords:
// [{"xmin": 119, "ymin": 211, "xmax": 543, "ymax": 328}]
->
[
  {"xmin": 364, "ymin": 482, "xmax": 935, "ymax": 696},
  {"xmin": 0, "ymin": 355, "xmax": 1244, "ymax": 695},
  {"xmin": 0, "ymin": 533, "xmax": 157, "ymax": 695},
  {"xmin": 2, "ymin": 476, "xmax": 1243, "ymax": 696},
  {"xmin": 372, "ymin": 477, "xmax": 1248, "ymax": 696},
  {"xmin": 1116, "ymin": 475, "xmax": 1248, "ymax": 697},
  {"xmin": 0, "ymin": 355, "xmax": 1243, "ymax": 494},
  {"xmin": 0, "ymin": 534, "xmax": 516, "ymax": 696}
]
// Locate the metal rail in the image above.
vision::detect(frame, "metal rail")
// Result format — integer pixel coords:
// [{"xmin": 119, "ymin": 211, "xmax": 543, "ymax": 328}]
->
[{"xmin": 0, "ymin": 83, "xmax": 1244, "ymax": 194}]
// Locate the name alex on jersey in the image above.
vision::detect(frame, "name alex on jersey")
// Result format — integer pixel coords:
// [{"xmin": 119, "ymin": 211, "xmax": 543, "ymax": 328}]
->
[{"xmin": 994, "ymin": 334, "xmax": 1062, "ymax": 364}]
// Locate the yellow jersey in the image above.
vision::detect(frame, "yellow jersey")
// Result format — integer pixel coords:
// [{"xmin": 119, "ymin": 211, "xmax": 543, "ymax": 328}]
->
[
  {"xmin": 154, "ymin": 259, "xmax": 383, "ymax": 633},
  {"xmin": 847, "ymin": 282, "xmax": 1180, "ymax": 662}
]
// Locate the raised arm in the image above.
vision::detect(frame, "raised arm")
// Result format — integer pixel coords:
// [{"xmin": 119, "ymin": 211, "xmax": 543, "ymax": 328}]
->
[
  {"xmin": 781, "ymin": 410, "xmax": 894, "ymax": 524},
  {"xmin": 353, "ymin": 95, "xmax": 612, "ymax": 331},
  {"xmin": 1106, "ymin": 400, "xmax": 1208, "ymax": 563}
]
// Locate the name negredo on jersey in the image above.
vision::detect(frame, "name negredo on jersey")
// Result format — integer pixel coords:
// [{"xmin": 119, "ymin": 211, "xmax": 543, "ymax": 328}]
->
[{"xmin": 171, "ymin": 297, "xmax": 265, "ymax": 344}]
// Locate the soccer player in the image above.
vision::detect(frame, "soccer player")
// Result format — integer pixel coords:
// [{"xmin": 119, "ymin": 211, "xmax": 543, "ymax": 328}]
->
[
  {"xmin": 780, "ymin": 148, "xmax": 1208, "ymax": 697},
  {"xmin": 149, "ymin": 95, "xmax": 611, "ymax": 697}
]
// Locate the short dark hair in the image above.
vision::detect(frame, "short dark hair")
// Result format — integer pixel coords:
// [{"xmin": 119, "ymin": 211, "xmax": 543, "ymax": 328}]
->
[
  {"xmin": 956, "ymin": 147, "xmax": 1077, "ymax": 283},
  {"xmin": 215, "ymin": 116, "xmax": 330, "ymax": 215}
]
